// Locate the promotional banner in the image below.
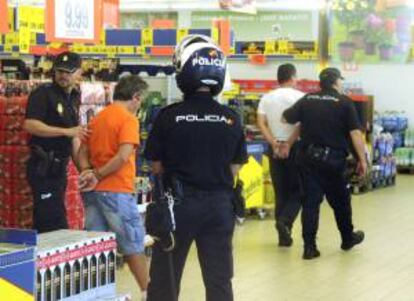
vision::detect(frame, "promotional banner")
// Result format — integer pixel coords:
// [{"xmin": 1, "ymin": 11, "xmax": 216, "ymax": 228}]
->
[
  {"xmin": 330, "ymin": 0, "xmax": 412, "ymax": 63},
  {"xmin": 219, "ymin": 0, "xmax": 257, "ymax": 14},
  {"xmin": 46, "ymin": 0, "xmax": 103, "ymax": 43}
]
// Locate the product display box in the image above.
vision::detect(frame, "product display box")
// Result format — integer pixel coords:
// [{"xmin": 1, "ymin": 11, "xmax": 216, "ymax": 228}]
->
[
  {"xmin": 0, "ymin": 228, "xmax": 37, "ymax": 301},
  {"xmin": 36, "ymin": 230, "xmax": 117, "ymax": 301}
]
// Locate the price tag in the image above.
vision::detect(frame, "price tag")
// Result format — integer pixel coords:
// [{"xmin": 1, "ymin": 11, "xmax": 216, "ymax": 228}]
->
[
  {"xmin": 19, "ymin": 27, "xmax": 31, "ymax": 54},
  {"xmin": 211, "ymin": 28, "xmax": 219, "ymax": 44},
  {"xmin": 177, "ymin": 29, "xmax": 188, "ymax": 44},
  {"xmin": 136, "ymin": 46, "xmax": 143, "ymax": 55},
  {"xmin": 141, "ymin": 28, "xmax": 153, "ymax": 46},
  {"xmin": 278, "ymin": 40, "xmax": 289, "ymax": 54},
  {"xmin": 46, "ymin": 0, "xmax": 102, "ymax": 43},
  {"xmin": 118, "ymin": 46, "xmax": 135, "ymax": 54},
  {"xmin": 264, "ymin": 40, "xmax": 276, "ymax": 55}
]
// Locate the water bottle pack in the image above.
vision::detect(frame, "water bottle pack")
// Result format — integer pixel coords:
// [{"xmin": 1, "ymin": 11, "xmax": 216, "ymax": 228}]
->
[
  {"xmin": 395, "ymin": 148, "xmax": 414, "ymax": 167},
  {"xmin": 378, "ymin": 112, "xmax": 408, "ymax": 133}
]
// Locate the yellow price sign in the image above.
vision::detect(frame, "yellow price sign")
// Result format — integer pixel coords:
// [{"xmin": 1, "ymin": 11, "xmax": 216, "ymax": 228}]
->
[
  {"xmin": 211, "ymin": 28, "xmax": 219, "ymax": 44},
  {"xmin": 278, "ymin": 40, "xmax": 289, "ymax": 54},
  {"xmin": 177, "ymin": 29, "xmax": 189, "ymax": 44},
  {"xmin": 118, "ymin": 46, "xmax": 135, "ymax": 55},
  {"xmin": 264, "ymin": 40, "xmax": 276, "ymax": 55},
  {"xmin": 136, "ymin": 46, "xmax": 143, "ymax": 55},
  {"xmin": 141, "ymin": 28, "xmax": 153, "ymax": 46},
  {"xmin": 19, "ymin": 27, "xmax": 31, "ymax": 54},
  {"xmin": 4, "ymin": 45, "xmax": 12, "ymax": 53}
]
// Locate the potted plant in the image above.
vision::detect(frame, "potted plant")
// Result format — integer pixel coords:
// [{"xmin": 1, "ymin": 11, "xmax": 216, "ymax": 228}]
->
[
  {"xmin": 332, "ymin": 0, "xmax": 374, "ymax": 61},
  {"xmin": 378, "ymin": 18, "xmax": 396, "ymax": 61},
  {"xmin": 364, "ymin": 13, "xmax": 383, "ymax": 55}
]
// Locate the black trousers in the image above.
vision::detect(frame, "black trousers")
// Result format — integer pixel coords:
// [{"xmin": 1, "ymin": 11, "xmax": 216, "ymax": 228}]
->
[
  {"xmin": 147, "ymin": 189, "xmax": 235, "ymax": 301},
  {"xmin": 268, "ymin": 146, "xmax": 302, "ymax": 229},
  {"xmin": 26, "ymin": 157, "xmax": 68, "ymax": 233},
  {"xmin": 300, "ymin": 163, "xmax": 354, "ymax": 246}
]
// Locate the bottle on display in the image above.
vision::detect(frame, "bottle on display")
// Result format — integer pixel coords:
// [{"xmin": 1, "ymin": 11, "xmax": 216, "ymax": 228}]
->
[
  {"xmin": 63, "ymin": 262, "xmax": 71, "ymax": 298},
  {"xmin": 81, "ymin": 257, "xmax": 89, "ymax": 292},
  {"xmin": 91, "ymin": 255, "xmax": 98, "ymax": 288},
  {"xmin": 53, "ymin": 265, "xmax": 62, "ymax": 301},
  {"xmin": 108, "ymin": 250, "xmax": 116, "ymax": 284},
  {"xmin": 98, "ymin": 253, "xmax": 107, "ymax": 286},
  {"xmin": 36, "ymin": 271, "xmax": 42, "ymax": 301},
  {"xmin": 73, "ymin": 260, "xmax": 81, "ymax": 295},
  {"xmin": 45, "ymin": 269, "xmax": 52, "ymax": 301}
]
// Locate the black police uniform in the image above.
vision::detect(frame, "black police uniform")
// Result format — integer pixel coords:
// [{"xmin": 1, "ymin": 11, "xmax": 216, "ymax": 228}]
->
[
  {"xmin": 25, "ymin": 83, "xmax": 80, "ymax": 233},
  {"xmin": 144, "ymin": 91, "xmax": 248, "ymax": 301},
  {"xmin": 283, "ymin": 88, "xmax": 361, "ymax": 250}
]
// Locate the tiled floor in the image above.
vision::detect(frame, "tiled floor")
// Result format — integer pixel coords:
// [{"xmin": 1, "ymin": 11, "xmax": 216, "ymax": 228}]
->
[{"xmin": 118, "ymin": 175, "xmax": 414, "ymax": 301}]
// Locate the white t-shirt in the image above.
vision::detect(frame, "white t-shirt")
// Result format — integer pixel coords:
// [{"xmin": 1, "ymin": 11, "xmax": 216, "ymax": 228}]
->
[{"xmin": 257, "ymin": 87, "xmax": 305, "ymax": 141}]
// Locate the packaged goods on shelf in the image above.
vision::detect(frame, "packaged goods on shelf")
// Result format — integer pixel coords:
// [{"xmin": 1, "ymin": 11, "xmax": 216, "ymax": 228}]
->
[{"xmin": 36, "ymin": 230, "xmax": 117, "ymax": 301}]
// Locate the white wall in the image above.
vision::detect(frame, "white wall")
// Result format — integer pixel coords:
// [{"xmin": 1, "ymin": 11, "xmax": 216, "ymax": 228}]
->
[{"xmin": 228, "ymin": 60, "xmax": 414, "ymax": 123}]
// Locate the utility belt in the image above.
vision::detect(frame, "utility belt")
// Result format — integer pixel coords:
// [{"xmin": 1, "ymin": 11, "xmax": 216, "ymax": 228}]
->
[
  {"xmin": 29, "ymin": 145, "xmax": 69, "ymax": 177},
  {"xmin": 298, "ymin": 143, "xmax": 347, "ymax": 171}
]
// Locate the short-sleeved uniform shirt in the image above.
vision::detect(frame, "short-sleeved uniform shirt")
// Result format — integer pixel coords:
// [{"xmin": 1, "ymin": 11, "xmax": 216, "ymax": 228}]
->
[
  {"xmin": 25, "ymin": 83, "xmax": 80, "ymax": 157},
  {"xmin": 257, "ymin": 87, "xmax": 305, "ymax": 141},
  {"xmin": 85, "ymin": 103, "xmax": 139, "ymax": 193},
  {"xmin": 144, "ymin": 92, "xmax": 248, "ymax": 191},
  {"xmin": 283, "ymin": 88, "xmax": 361, "ymax": 152}
]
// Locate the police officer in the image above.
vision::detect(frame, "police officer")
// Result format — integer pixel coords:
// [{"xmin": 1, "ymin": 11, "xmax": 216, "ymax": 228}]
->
[
  {"xmin": 283, "ymin": 68, "xmax": 367, "ymax": 260},
  {"xmin": 144, "ymin": 35, "xmax": 248, "ymax": 301},
  {"xmin": 24, "ymin": 51, "xmax": 88, "ymax": 233}
]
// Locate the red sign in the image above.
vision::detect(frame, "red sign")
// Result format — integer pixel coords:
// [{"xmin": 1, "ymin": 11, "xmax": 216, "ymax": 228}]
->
[
  {"xmin": 103, "ymin": 0, "xmax": 119, "ymax": 29},
  {"xmin": 0, "ymin": 0, "xmax": 9, "ymax": 34}
]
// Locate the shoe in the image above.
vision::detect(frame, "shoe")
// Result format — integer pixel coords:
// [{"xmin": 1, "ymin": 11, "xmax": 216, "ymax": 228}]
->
[
  {"xmin": 303, "ymin": 245, "xmax": 321, "ymax": 260},
  {"xmin": 341, "ymin": 231, "xmax": 365, "ymax": 251},
  {"xmin": 276, "ymin": 221, "xmax": 293, "ymax": 247}
]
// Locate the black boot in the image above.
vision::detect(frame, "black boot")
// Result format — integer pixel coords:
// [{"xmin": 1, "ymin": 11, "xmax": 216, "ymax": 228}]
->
[
  {"xmin": 341, "ymin": 231, "xmax": 365, "ymax": 251},
  {"xmin": 276, "ymin": 221, "xmax": 293, "ymax": 247},
  {"xmin": 303, "ymin": 244, "xmax": 321, "ymax": 260}
]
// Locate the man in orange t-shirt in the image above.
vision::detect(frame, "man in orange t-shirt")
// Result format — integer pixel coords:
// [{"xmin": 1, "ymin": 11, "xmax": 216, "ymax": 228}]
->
[{"xmin": 78, "ymin": 75, "xmax": 149, "ymax": 300}]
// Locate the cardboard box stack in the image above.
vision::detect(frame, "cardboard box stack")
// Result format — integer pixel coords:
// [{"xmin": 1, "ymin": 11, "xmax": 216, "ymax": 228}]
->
[{"xmin": 36, "ymin": 230, "xmax": 117, "ymax": 301}]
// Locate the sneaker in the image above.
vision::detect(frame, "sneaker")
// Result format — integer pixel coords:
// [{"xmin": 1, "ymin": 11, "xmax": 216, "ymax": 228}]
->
[
  {"xmin": 341, "ymin": 231, "xmax": 365, "ymax": 251},
  {"xmin": 276, "ymin": 221, "xmax": 293, "ymax": 247},
  {"xmin": 303, "ymin": 245, "xmax": 321, "ymax": 260}
]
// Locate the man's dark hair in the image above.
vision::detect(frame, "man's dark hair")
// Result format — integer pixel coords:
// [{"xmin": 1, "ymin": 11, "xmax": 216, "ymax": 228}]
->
[
  {"xmin": 277, "ymin": 64, "xmax": 297, "ymax": 84},
  {"xmin": 113, "ymin": 75, "xmax": 148, "ymax": 101},
  {"xmin": 320, "ymin": 80, "xmax": 335, "ymax": 90}
]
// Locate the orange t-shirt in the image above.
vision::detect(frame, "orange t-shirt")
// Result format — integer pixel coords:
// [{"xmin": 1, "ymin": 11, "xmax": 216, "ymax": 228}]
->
[{"xmin": 86, "ymin": 103, "xmax": 139, "ymax": 193}]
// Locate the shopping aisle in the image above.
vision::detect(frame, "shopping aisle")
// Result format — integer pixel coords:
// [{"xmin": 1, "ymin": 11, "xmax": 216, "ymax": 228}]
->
[{"xmin": 117, "ymin": 175, "xmax": 414, "ymax": 301}]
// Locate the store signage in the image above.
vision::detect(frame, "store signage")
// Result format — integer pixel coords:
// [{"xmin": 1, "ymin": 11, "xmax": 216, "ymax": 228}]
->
[
  {"xmin": 46, "ymin": 0, "xmax": 103, "ymax": 43},
  {"xmin": 219, "ymin": 0, "xmax": 257, "ymax": 14},
  {"xmin": 0, "ymin": 0, "xmax": 9, "ymax": 34}
]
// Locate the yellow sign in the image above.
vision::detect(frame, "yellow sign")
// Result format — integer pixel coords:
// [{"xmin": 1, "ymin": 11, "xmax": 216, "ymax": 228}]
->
[
  {"xmin": 18, "ymin": 6, "xmax": 44, "ymax": 33},
  {"xmin": 141, "ymin": 28, "xmax": 153, "ymax": 46},
  {"xmin": 19, "ymin": 27, "xmax": 31, "ymax": 53},
  {"xmin": 264, "ymin": 40, "xmax": 276, "ymax": 55},
  {"xmin": 278, "ymin": 40, "xmax": 289, "ymax": 54},
  {"xmin": 177, "ymin": 29, "xmax": 189, "ymax": 44},
  {"xmin": 117, "ymin": 46, "xmax": 135, "ymax": 55},
  {"xmin": 239, "ymin": 156, "xmax": 264, "ymax": 209},
  {"xmin": 211, "ymin": 27, "xmax": 219, "ymax": 44}
]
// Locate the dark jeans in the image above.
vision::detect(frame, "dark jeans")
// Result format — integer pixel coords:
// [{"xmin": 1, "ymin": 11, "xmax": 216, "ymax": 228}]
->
[
  {"xmin": 269, "ymin": 146, "xmax": 302, "ymax": 229},
  {"xmin": 147, "ymin": 188, "xmax": 235, "ymax": 301},
  {"xmin": 26, "ymin": 157, "xmax": 68, "ymax": 233},
  {"xmin": 300, "ymin": 163, "xmax": 354, "ymax": 247}
]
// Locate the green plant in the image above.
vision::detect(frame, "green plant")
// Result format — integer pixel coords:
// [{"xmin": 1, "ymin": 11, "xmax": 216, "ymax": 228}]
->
[{"xmin": 332, "ymin": 0, "xmax": 376, "ymax": 39}]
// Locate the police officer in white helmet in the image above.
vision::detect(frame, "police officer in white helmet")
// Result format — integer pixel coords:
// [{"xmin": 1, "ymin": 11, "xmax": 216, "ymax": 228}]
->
[{"xmin": 144, "ymin": 35, "xmax": 248, "ymax": 301}]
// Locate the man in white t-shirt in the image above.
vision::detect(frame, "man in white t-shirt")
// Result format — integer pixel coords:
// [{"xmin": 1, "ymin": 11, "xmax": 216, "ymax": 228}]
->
[{"xmin": 257, "ymin": 64, "xmax": 305, "ymax": 247}]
